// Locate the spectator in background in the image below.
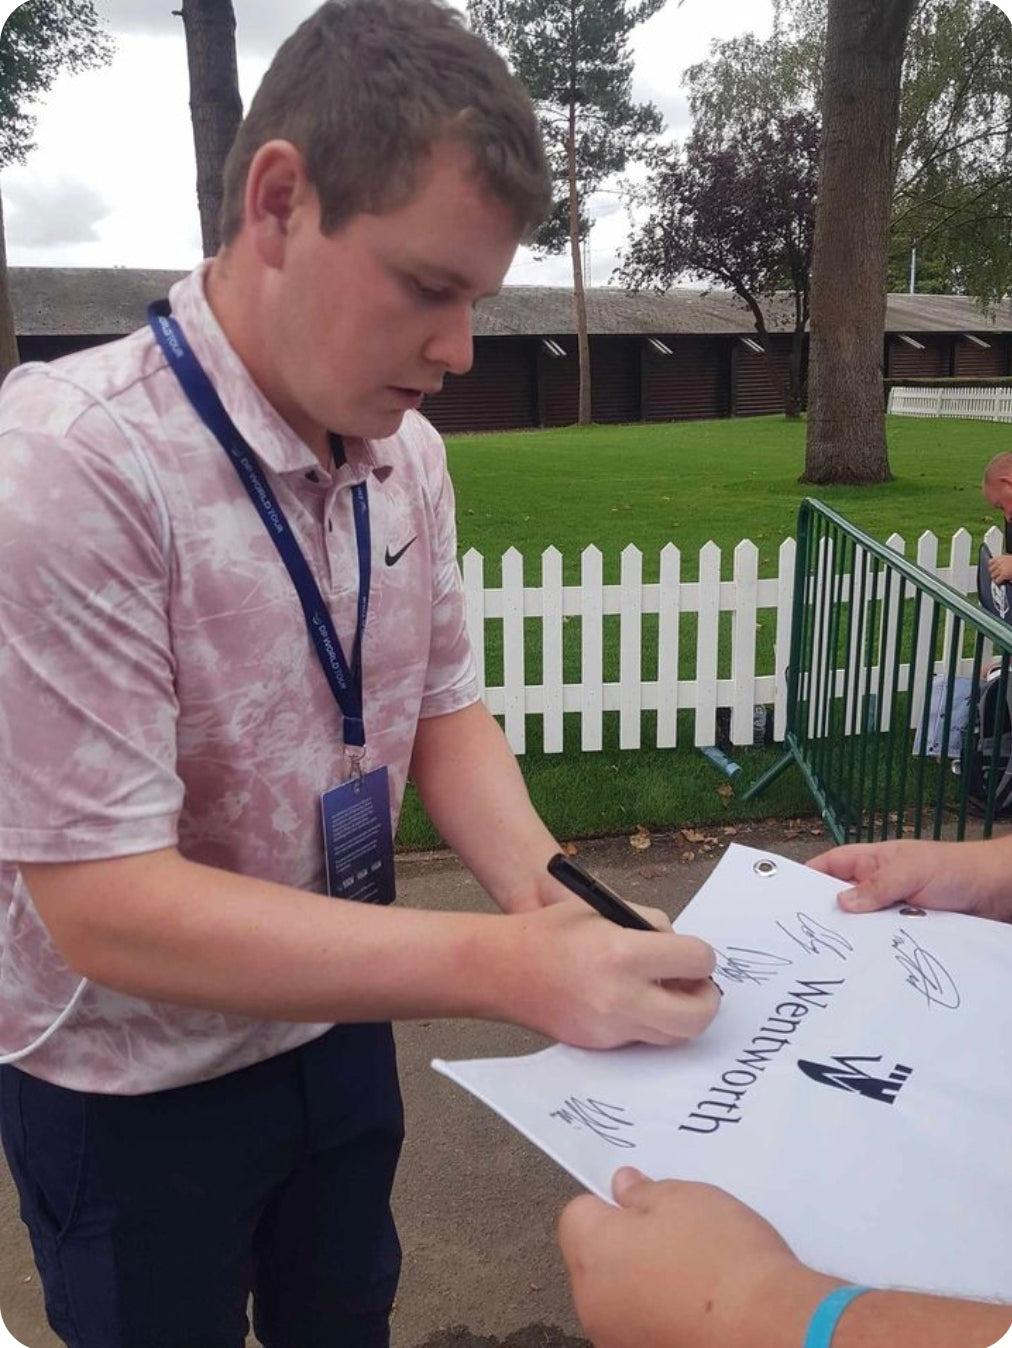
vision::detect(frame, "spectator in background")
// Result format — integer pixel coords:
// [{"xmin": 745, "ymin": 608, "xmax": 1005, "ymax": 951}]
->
[{"xmin": 983, "ymin": 451, "xmax": 1012, "ymax": 582}]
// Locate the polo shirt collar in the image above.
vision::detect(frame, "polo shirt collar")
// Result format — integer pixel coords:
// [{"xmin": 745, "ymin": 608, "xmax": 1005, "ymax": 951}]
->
[{"xmin": 166, "ymin": 262, "xmax": 392, "ymax": 484}]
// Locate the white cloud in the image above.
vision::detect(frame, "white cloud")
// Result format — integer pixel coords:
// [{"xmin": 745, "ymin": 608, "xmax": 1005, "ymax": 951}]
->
[{"xmin": 5, "ymin": 175, "xmax": 109, "ymax": 247}]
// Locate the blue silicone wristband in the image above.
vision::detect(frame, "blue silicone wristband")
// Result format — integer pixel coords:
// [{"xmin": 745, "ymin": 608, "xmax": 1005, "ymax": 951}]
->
[{"xmin": 803, "ymin": 1286, "xmax": 873, "ymax": 1348}]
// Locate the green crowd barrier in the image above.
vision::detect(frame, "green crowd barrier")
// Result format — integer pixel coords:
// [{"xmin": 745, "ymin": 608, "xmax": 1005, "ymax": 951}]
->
[{"xmin": 743, "ymin": 499, "xmax": 1012, "ymax": 843}]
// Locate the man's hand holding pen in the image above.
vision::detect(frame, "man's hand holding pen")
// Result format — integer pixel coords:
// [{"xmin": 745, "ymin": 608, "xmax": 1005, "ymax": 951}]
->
[{"xmin": 489, "ymin": 895, "xmax": 721, "ymax": 1049}]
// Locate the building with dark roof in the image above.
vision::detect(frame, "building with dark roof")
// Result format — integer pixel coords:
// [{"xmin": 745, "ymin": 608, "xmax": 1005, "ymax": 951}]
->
[{"xmin": 10, "ymin": 268, "xmax": 1012, "ymax": 435}]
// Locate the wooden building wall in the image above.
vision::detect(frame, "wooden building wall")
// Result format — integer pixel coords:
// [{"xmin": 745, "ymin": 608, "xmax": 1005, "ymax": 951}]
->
[
  {"xmin": 643, "ymin": 337, "xmax": 728, "ymax": 421},
  {"xmin": 539, "ymin": 335, "xmax": 579, "ymax": 427},
  {"xmin": 590, "ymin": 336, "xmax": 641, "ymax": 423},
  {"xmin": 952, "ymin": 335, "xmax": 1008, "ymax": 378},
  {"xmin": 423, "ymin": 337, "xmax": 536, "ymax": 435},
  {"xmin": 886, "ymin": 333, "xmax": 950, "ymax": 379},
  {"xmin": 16, "ymin": 326, "xmax": 1012, "ymax": 438},
  {"xmin": 731, "ymin": 336, "xmax": 800, "ymax": 416}
]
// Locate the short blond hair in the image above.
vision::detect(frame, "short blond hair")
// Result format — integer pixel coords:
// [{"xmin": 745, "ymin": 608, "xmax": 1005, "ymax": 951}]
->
[{"xmin": 220, "ymin": 0, "xmax": 551, "ymax": 245}]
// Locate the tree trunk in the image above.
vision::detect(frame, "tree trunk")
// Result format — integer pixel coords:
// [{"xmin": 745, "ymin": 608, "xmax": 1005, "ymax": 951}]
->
[
  {"xmin": 568, "ymin": 101, "xmax": 592, "ymax": 426},
  {"xmin": 177, "ymin": 0, "xmax": 242, "ymax": 258},
  {"xmin": 0, "ymin": 190, "xmax": 20, "ymax": 384},
  {"xmin": 802, "ymin": 0, "xmax": 917, "ymax": 484}
]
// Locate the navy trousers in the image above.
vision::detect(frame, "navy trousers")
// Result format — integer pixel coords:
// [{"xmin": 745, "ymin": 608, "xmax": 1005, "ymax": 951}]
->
[{"xmin": 0, "ymin": 1022, "xmax": 404, "ymax": 1348}]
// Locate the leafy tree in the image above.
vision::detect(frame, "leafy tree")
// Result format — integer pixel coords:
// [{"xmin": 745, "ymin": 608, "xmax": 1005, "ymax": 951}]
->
[
  {"xmin": 803, "ymin": 0, "xmax": 919, "ymax": 486},
  {"xmin": 0, "ymin": 0, "xmax": 113, "ymax": 380},
  {"xmin": 619, "ymin": 111, "xmax": 819, "ymax": 418},
  {"xmin": 891, "ymin": 0, "xmax": 1012, "ymax": 310},
  {"xmin": 886, "ymin": 230, "xmax": 959, "ymax": 294},
  {"xmin": 174, "ymin": 0, "xmax": 242, "ymax": 257},
  {"xmin": 681, "ymin": 26, "xmax": 821, "ymax": 147},
  {"xmin": 687, "ymin": 1, "xmax": 1012, "ymax": 306},
  {"xmin": 468, "ymin": 0, "xmax": 663, "ymax": 425}
]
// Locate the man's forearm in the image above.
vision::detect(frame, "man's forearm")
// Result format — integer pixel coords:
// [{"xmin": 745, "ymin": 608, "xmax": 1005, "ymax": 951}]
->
[
  {"xmin": 837, "ymin": 1287, "xmax": 1011, "ymax": 1348},
  {"xmin": 20, "ymin": 848, "xmax": 524, "ymax": 1024},
  {"xmin": 409, "ymin": 700, "xmax": 562, "ymax": 912}
]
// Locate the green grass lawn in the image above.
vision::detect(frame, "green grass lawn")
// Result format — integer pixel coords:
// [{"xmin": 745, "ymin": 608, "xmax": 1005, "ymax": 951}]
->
[
  {"xmin": 447, "ymin": 414, "xmax": 1007, "ymax": 578},
  {"xmin": 395, "ymin": 414, "xmax": 1008, "ymax": 849}
]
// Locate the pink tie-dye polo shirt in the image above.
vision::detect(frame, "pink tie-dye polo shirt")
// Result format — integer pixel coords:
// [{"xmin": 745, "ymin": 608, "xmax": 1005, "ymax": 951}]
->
[{"xmin": 0, "ymin": 262, "xmax": 479, "ymax": 1094}]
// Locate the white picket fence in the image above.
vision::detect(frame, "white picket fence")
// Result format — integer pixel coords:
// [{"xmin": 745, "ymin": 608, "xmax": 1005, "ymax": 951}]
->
[
  {"xmin": 888, "ymin": 385, "xmax": 1012, "ymax": 422},
  {"xmin": 462, "ymin": 525, "xmax": 1004, "ymax": 755}
]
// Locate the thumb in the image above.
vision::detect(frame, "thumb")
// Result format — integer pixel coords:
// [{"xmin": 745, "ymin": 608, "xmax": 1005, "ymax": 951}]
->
[
  {"xmin": 611, "ymin": 1165, "xmax": 653, "ymax": 1207},
  {"xmin": 837, "ymin": 876, "xmax": 898, "ymax": 913}
]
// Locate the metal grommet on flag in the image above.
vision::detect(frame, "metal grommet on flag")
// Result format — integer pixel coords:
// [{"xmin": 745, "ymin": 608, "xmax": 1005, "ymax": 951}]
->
[{"xmin": 753, "ymin": 858, "xmax": 778, "ymax": 877}]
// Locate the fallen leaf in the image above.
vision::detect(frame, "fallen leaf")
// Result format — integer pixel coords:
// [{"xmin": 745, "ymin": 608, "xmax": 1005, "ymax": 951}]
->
[
  {"xmin": 722, "ymin": 825, "xmax": 738, "ymax": 836},
  {"xmin": 683, "ymin": 828, "xmax": 706, "ymax": 843},
  {"xmin": 629, "ymin": 827, "xmax": 652, "ymax": 851},
  {"xmin": 716, "ymin": 783, "xmax": 733, "ymax": 800},
  {"xmin": 638, "ymin": 866, "xmax": 660, "ymax": 879},
  {"xmin": 808, "ymin": 826, "xmax": 823, "ymax": 836},
  {"xmin": 680, "ymin": 850, "xmax": 696, "ymax": 863},
  {"xmin": 562, "ymin": 841, "xmax": 578, "ymax": 856}
]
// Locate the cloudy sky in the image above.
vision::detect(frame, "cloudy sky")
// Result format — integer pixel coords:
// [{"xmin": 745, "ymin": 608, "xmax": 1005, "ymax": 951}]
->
[
  {"xmin": 0, "ymin": 0, "xmax": 782, "ymax": 285},
  {"xmin": 2, "ymin": 0, "xmax": 1010, "ymax": 286}
]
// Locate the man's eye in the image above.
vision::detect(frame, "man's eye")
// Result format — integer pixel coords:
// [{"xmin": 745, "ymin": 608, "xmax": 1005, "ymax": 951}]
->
[{"xmin": 413, "ymin": 279, "xmax": 451, "ymax": 302}]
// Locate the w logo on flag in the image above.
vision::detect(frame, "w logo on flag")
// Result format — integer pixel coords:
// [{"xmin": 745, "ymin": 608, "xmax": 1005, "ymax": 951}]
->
[{"xmin": 797, "ymin": 1055, "xmax": 912, "ymax": 1104}]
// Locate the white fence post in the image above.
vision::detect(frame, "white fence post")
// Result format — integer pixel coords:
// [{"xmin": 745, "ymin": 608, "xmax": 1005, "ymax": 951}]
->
[
  {"xmin": 656, "ymin": 543, "xmax": 682, "ymax": 748},
  {"xmin": 541, "ymin": 546, "xmax": 565, "ymax": 754},
  {"xmin": 619, "ymin": 544, "xmax": 644, "ymax": 750},
  {"xmin": 580, "ymin": 545, "xmax": 604, "ymax": 751},
  {"xmin": 695, "ymin": 542, "xmax": 721, "ymax": 747},
  {"xmin": 731, "ymin": 540, "xmax": 759, "ymax": 745},
  {"xmin": 501, "ymin": 547, "xmax": 526, "ymax": 754},
  {"xmin": 773, "ymin": 538, "xmax": 795, "ymax": 741}
]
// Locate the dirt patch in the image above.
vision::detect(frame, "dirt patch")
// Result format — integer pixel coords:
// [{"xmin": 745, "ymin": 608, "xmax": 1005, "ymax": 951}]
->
[{"xmin": 410, "ymin": 1326, "xmax": 590, "ymax": 1348}]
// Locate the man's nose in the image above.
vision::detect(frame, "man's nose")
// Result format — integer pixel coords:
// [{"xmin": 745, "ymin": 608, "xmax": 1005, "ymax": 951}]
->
[{"xmin": 424, "ymin": 305, "xmax": 474, "ymax": 377}]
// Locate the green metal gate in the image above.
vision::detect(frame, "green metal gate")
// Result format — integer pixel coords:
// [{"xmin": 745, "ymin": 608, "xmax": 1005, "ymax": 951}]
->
[{"xmin": 744, "ymin": 499, "xmax": 1012, "ymax": 843}]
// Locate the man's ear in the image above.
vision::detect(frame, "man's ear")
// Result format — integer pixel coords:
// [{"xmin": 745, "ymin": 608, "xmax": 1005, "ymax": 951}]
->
[{"xmin": 243, "ymin": 140, "xmax": 315, "ymax": 269}]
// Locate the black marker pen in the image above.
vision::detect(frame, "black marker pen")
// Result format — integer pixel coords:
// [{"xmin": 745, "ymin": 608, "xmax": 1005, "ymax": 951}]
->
[
  {"xmin": 547, "ymin": 852, "xmax": 723, "ymax": 994},
  {"xmin": 547, "ymin": 853, "xmax": 656, "ymax": 930}
]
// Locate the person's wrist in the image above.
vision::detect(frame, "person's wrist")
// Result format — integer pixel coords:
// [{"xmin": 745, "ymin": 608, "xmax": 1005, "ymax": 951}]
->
[
  {"xmin": 965, "ymin": 838, "xmax": 1012, "ymax": 922},
  {"xmin": 457, "ymin": 907, "xmax": 547, "ymax": 1028},
  {"xmin": 723, "ymin": 1255, "xmax": 844, "ymax": 1348}
]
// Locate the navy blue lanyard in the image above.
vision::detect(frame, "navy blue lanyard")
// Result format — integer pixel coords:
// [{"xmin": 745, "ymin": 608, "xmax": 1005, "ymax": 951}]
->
[{"xmin": 148, "ymin": 300, "xmax": 370, "ymax": 749}]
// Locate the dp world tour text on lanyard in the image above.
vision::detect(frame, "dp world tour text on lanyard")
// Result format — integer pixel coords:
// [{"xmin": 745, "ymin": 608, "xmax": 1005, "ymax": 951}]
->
[{"xmin": 148, "ymin": 300, "xmax": 371, "ymax": 752}]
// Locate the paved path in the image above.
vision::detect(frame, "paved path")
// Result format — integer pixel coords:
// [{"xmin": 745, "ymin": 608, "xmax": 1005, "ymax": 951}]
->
[{"xmin": 1, "ymin": 821, "xmax": 831, "ymax": 1348}]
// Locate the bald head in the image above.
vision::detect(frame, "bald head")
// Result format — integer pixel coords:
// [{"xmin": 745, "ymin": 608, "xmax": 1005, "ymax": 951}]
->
[{"xmin": 984, "ymin": 452, "xmax": 1012, "ymax": 519}]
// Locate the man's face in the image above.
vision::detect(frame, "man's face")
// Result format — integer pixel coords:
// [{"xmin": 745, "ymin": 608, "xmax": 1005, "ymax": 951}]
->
[
  {"xmin": 263, "ymin": 141, "xmax": 522, "ymax": 445},
  {"xmin": 984, "ymin": 473, "xmax": 1012, "ymax": 520}
]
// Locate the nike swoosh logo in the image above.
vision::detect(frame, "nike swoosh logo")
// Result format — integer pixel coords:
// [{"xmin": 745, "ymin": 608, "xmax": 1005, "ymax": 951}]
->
[{"xmin": 385, "ymin": 536, "xmax": 417, "ymax": 566}]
